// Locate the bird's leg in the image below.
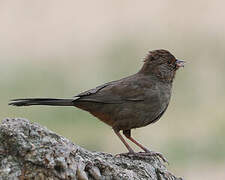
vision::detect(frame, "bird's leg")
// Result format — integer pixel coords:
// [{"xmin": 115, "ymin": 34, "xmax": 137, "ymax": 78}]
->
[
  {"xmin": 123, "ymin": 130, "xmax": 149, "ymax": 152},
  {"xmin": 113, "ymin": 129, "xmax": 135, "ymax": 154},
  {"xmin": 123, "ymin": 130, "xmax": 168, "ymax": 163}
]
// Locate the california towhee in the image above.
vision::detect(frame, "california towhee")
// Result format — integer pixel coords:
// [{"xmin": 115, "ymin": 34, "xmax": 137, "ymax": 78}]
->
[{"xmin": 9, "ymin": 49, "xmax": 185, "ymax": 162}]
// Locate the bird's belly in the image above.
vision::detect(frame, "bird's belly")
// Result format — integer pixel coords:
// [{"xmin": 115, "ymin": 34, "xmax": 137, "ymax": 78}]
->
[{"xmin": 113, "ymin": 99, "xmax": 169, "ymax": 130}]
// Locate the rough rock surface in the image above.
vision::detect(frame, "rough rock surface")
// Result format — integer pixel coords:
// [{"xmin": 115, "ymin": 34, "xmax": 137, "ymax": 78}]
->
[{"xmin": 0, "ymin": 118, "xmax": 183, "ymax": 180}]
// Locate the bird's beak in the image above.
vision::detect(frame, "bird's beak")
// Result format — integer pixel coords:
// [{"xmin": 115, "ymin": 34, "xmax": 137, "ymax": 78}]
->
[{"xmin": 175, "ymin": 59, "xmax": 185, "ymax": 68}]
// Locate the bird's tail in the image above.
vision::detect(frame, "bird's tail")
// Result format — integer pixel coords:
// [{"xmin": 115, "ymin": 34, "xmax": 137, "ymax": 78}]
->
[{"xmin": 9, "ymin": 98, "xmax": 74, "ymax": 107}]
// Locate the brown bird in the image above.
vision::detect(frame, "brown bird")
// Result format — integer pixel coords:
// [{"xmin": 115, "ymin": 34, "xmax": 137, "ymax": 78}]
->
[{"xmin": 9, "ymin": 49, "xmax": 185, "ymax": 162}]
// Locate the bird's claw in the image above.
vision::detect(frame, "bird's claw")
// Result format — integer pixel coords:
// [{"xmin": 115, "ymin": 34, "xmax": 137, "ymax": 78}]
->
[
  {"xmin": 116, "ymin": 151, "xmax": 169, "ymax": 164},
  {"xmin": 138, "ymin": 151, "xmax": 169, "ymax": 164}
]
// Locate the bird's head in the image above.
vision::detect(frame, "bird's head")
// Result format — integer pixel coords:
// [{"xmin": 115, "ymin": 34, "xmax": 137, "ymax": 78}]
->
[{"xmin": 139, "ymin": 49, "xmax": 185, "ymax": 83}]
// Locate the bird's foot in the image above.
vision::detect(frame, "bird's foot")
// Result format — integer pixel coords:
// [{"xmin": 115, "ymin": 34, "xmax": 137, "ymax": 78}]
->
[
  {"xmin": 117, "ymin": 151, "xmax": 169, "ymax": 164},
  {"xmin": 137, "ymin": 151, "xmax": 169, "ymax": 164}
]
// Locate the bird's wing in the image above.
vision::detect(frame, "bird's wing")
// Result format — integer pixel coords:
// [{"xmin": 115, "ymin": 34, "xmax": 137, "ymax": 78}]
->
[{"xmin": 73, "ymin": 75, "xmax": 150, "ymax": 104}]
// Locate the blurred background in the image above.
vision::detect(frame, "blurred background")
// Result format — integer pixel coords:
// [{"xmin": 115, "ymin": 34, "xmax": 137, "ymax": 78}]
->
[{"xmin": 1, "ymin": 0, "xmax": 225, "ymax": 179}]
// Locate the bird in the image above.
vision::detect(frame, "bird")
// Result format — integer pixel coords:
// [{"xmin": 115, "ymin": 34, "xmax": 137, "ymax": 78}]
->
[{"xmin": 9, "ymin": 49, "xmax": 185, "ymax": 163}]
